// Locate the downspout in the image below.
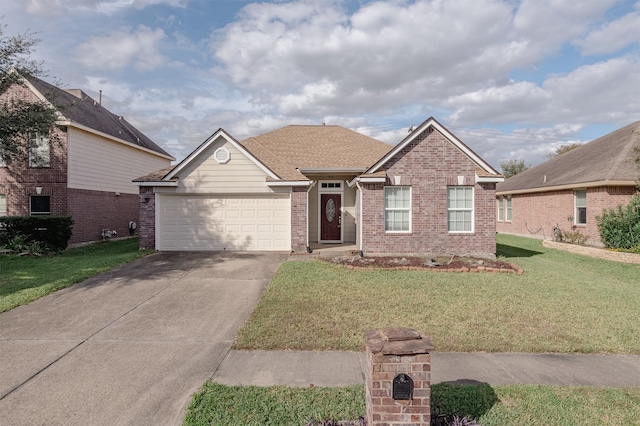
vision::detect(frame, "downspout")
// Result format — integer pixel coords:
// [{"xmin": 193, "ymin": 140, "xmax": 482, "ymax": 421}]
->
[
  {"xmin": 305, "ymin": 181, "xmax": 316, "ymax": 253},
  {"xmin": 355, "ymin": 180, "xmax": 364, "ymax": 256}
]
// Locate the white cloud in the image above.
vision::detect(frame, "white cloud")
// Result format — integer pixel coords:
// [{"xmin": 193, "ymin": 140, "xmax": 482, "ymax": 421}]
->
[
  {"xmin": 446, "ymin": 55, "xmax": 639, "ymax": 126},
  {"xmin": 74, "ymin": 26, "xmax": 167, "ymax": 71},
  {"xmin": 576, "ymin": 8, "xmax": 640, "ymax": 55},
  {"xmin": 24, "ymin": 0, "xmax": 187, "ymax": 16}
]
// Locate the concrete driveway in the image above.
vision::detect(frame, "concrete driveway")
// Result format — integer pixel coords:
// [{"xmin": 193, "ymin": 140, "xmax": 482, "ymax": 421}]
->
[{"xmin": 0, "ymin": 250, "xmax": 287, "ymax": 426}]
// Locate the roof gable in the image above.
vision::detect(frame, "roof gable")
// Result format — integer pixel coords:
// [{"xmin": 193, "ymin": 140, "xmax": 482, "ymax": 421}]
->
[
  {"xmin": 366, "ymin": 116, "xmax": 501, "ymax": 177},
  {"xmin": 23, "ymin": 74, "xmax": 173, "ymax": 159},
  {"xmin": 497, "ymin": 121, "xmax": 640, "ymax": 194},
  {"xmin": 165, "ymin": 128, "xmax": 278, "ymax": 181}
]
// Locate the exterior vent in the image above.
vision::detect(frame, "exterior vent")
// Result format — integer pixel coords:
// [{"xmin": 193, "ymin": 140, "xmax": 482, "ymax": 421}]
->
[{"xmin": 214, "ymin": 147, "xmax": 231, "ymax": 164}]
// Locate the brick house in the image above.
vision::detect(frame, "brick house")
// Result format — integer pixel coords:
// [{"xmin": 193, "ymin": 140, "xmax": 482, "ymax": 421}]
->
[
  {"xmin": 496, "ymin": 121, "xmax": 639, "ymax": 246},
  {"xmin": 135, "ymin": 118, "xmax": 503, "ymax": 257},
  {"xmin": 135, "ymin": 117, "xmax": 503, "ymax": 257},
  {"xmin": 0, "ymin": 74, "xmax": 174, "ymax": 244}
]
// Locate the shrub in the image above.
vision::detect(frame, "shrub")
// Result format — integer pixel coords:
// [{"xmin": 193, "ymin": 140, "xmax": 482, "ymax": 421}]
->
[
  {"xmin": 0, "ymin": 216, "xmax": 73, "ymax": 251},
  {"xmin": 596, "ymin": 194, "xmax": 640, "ymax": 249}
]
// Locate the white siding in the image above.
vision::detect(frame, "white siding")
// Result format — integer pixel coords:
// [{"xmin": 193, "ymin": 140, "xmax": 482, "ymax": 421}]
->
[
  {"xmin": 157, "ymin": 194, "xmax": 290, "ymax": 251},
  {"xmin": 67, "ymin": 127, "xmax": 171, "ymax": 194},
  {"xmin": 176, "ymin": 136, "xmax": 274, "ymax": 194}
]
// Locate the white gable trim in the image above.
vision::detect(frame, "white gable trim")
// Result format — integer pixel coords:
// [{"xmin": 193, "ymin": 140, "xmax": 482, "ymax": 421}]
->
[
  {"xmin": 165, "ymin": 128, "xmax": 279, "ymax": 181},
  {"xmin": 367, "ymin": 117, "xmax": 499, "ymax": 176}
]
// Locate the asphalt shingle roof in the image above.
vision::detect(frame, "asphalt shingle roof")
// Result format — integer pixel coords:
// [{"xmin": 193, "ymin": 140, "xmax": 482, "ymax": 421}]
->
[
  {"xmin": 240, "ymin": 125, "xmax": 393, "ymax": 180},
  {"xmin": 497, "ymin": 121, "xmax": 640, "ymax": 194},
  {"xmin": 26, "ymin": 75, "xmax": 172, "ymax": 158}
]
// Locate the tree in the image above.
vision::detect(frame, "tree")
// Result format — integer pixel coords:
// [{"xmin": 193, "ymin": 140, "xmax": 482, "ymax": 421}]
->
[
  {"xmin": 545, "ymin": 143, "xmax": 581, "ymax": 159},
  {"xmin": 500, "ymin": 158, "xmax": 529, "ymax": 178},
  {"xmin": 0, "ymin": 20, "xmax": 59, "ymax": 165}
]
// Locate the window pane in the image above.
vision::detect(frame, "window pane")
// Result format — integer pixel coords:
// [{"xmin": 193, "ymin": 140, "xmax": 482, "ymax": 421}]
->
[
  {"xmin": 0, "ymin": 194, "xmax": 6, "ymax": 216},
  {"xmin": 30, "ymin": 195, "xmax": 50, "ymax": 215},
  {"xmin": 384, "ymin": 187, "xmax": 410, "ymax": 232},
  {"xmin": 447, "ymin": 186, "xmax": 473, "ymax": 232},
  {"xmin": 29, "ymin": 133, "xmax": 50, "ymax": 168},
  {"xmin": 506, "ymin": 197, "xmax": 512, "ymax": 221},
  {"xmin": 498, "ymin": 197, "xmax": 504, "ymax": 221}
]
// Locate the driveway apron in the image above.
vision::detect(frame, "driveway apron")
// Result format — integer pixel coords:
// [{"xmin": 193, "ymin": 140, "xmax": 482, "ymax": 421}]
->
[{"xmin": 0, "ymin": 251, "xmax": 287, "ymax": 426}]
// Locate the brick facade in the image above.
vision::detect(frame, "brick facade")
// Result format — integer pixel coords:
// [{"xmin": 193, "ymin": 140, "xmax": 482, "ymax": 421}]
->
[
  {"xmin": 290, "ymin": 186, "xmax": 308, "ymax": 252},
  {"xmin": 497, "ymin": 186, "xmax": 636, "ymax": 246},
  {"xmin": 360, "ymin": 129, "xmax": 497, "ymax": 257}
]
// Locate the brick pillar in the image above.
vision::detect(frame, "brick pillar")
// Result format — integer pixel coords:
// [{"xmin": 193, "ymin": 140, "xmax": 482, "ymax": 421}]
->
[
  {"xmin": 365, "ymin": 327, "xmax": 434, "ymax": 425},
  {"xmin": 138, "ymin": 187, "xmax": 156, "ymax": 250},
  {"xmin": 290, "ymin": 187, "xmax": 308, "ymax": 253}
]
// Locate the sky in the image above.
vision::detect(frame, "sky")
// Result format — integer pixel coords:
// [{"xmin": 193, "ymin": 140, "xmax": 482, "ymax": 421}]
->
[{"xmin": 1, "ymin": 0, "xmax": 639, "ymax": 169}]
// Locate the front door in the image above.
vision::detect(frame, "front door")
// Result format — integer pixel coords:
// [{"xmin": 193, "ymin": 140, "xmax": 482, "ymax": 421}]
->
[{"xmin": 320, "ymin": 193, "xmax": 341, "ymax": 242}]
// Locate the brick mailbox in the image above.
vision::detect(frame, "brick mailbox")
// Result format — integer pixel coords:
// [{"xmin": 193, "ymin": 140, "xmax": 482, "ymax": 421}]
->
[{"xmin": 365, "ymin": 328, "xmax": 434, "ymax": 425}]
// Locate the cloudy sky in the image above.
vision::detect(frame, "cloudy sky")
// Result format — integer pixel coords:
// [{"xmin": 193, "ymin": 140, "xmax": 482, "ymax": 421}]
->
[{"xmin": 2, "ymin": 0, "xmax": 639, "ymax": 169}]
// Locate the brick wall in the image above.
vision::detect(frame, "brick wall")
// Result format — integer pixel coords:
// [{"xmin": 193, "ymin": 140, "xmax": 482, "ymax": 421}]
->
[
  {"xmin": 67, "ymin": 188, "xmax": 138, "ymax": 244},
  {"xmin": 361, "ymin": 129, "xmax": 497, "ymax": 258},
  {"xmin": 290, "ymin": 187, "xmax": 308, "ymax": 252},
  {"xmin": 138, "ymin": 187, "xmax": 156, "ymax": 249},
  {"xmin": 497, "ymin": 186, "xmax": 636, "ymax": 246},
  {"xmin": 543, "ymin": 240, "xmax": 640, "ymax": 264}
]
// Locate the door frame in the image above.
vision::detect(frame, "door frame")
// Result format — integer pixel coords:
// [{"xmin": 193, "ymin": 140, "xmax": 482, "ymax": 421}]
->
[{"xmin": 317, "ymin": 180, "xmax": 344, "ymax": 243}]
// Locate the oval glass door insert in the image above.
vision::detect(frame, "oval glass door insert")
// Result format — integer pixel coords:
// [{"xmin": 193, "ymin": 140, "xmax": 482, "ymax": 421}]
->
[{"xmin": 325, "ymin": 198, "xmax": 336, "ymax": 222}]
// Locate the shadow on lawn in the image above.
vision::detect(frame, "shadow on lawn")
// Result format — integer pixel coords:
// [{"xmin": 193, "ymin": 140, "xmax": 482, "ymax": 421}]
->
[
  {"xmin": 431, "ymin": 381, "xmax": 499, "ymax": 425},
  {"xmin": 496, "ymin": 243, "xmax": 543, "ymax": 259}
]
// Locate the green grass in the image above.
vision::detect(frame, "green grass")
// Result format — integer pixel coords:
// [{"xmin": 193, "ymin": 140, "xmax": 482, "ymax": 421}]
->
[
  {"xmin": 184, "ymin": 383, "xmax": 365, "ymax": 426},
  {"xmin": 234, "ymin": 234, "xmax": 640, "ymax": 353},
  {"xmin": 0, "ymin": 238, "xmax": 152, "ymax": 313},
  {"xmin": 184, "ymin": 383, "xmax": 640, "ymax": 425}
]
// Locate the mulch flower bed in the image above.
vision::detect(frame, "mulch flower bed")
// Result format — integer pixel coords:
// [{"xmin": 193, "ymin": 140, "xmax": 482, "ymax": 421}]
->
[{"xmin": 322, "ymin": 254, "xmax": 523, "ymax": 275}]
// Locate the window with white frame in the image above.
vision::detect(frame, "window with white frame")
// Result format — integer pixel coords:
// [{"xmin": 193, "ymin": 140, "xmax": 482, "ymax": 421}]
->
[
  {"xmin": 30, "ymin": 195, "xmax": 50, "ymax": 216},
  {"xmin": 574, "ymin": 190, "xmax": 586, "ymax": 225},
  {"xmin": 497, "ymin": 197, "xmax": 504, "ymax": 221},
  {"xmin": 505, "ymin": 196, "xmax": 512, "ymax": 221},
  {"xmin": 28, "ymin": 133, "xmax": 50, "ymax": 168},
  {"xmin": 0, "ymin": 194, "xmax": 6, "ymax": 216},
  {"xmin": 384, "ymin": 186, "xmax": 411, "ymax": 232},
  {"xmin": 448, "ymin": 186, "xmax": 474, "ymax": 232}
]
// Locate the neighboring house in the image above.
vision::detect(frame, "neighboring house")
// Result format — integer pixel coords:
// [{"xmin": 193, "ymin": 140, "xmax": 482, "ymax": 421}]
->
[
  {"xmin": 496, "ymin": 121, "xmax": 639, "ymax": 246},
  {"xmin": 135, "ymin": 117, "xmax": 503, "ymax": 257},
  {"xmin": 0, "ymin": 74, "xmax": 174, "ymax": 244}
]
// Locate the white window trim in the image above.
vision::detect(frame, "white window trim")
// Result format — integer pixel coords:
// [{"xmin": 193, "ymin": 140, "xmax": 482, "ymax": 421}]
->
[
  {"xmin": 447, "ymin": 186, "xmax": 475, "ymax": 233},
  {"xmin": 574, "ymin": 189, "xmax": 587, "ymax": 225},
  {"xmin": 384, "ymin": 186, "xmax": 412, "ymax": 233},
  {"xmin": 505, "ymin": 196, "xmax": 512, "ymax": 222},
  {"xmin": 318, "ymin": 180, "xmax": 344, "ymax": 243},
  {"xmin": 497, "ymin": 197, "xmax": 504, "ymax": 222}
]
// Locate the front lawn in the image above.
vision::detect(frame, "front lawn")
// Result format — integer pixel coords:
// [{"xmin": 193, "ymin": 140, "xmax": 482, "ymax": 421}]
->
[
  {"xmin": 0, "ymin": 238, "xmax": 151, "ymax": 313},
  {"xmin": 234, "ymin": 234, "xmax": 640, "ymax": 353},
  {"xmin": 184, "ymin": 382, "xmax": 640, "ymax": 426}
]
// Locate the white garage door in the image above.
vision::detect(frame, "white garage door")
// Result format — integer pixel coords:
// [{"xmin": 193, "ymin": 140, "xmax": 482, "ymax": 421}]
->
[{"xmin": 157, "ymin": 194, "xmax": 291, "ymax": 251}]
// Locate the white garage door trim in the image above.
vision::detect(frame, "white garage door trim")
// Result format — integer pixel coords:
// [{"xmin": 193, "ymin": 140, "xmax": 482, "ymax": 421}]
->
[{"xmin": 157, "ymin": 194, "xmax": 291, "ymax": 251}]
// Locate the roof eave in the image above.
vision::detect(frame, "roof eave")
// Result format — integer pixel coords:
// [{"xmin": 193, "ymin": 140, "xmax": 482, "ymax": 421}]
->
[
  {"xmin": 497, "ymin": 180, "xmax": 637, "ymax": 195},
  {"xmin": 60, "ymin": 121, "xmax": 175, "ymax": 161},
  {"xmin": 134, "ymin": 181, "xmax": 178, "ymax": 187},
  {"xmin": 297, "ymin": 167, "xmax": 367, "ymax": 174},
  {"xmin": 266, "ymin": 180, "xmax": 313, "ymax": 187}
]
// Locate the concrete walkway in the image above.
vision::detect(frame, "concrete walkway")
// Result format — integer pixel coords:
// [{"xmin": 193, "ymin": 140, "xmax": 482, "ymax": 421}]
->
[
  {"xmin": 213, "ymin": 350, "xmax": 640, "ymax": 388},
  {"xmin": 0, "ymin": 251, "xmax": 288, "ymax": 426}
]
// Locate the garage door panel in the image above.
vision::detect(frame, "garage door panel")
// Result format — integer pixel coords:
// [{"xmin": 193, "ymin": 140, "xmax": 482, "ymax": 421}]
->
[{"xmin": 158, "ymin": 195, "xmax": 290, "ymax": 251}]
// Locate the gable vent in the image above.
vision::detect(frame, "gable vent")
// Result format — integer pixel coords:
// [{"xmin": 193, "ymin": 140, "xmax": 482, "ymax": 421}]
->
[{"xmin": 214, "ymin": 147, "xmax": 231, "ymax": 164}]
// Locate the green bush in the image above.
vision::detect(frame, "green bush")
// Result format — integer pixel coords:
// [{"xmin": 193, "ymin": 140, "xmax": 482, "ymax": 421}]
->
[
  {"xmin": 0, "ymin": 216, "xmax": 74, "ymax": 251},
  {"xmin": 596, "ymin": 194, "xmax": 640, "ymax": 249}
]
